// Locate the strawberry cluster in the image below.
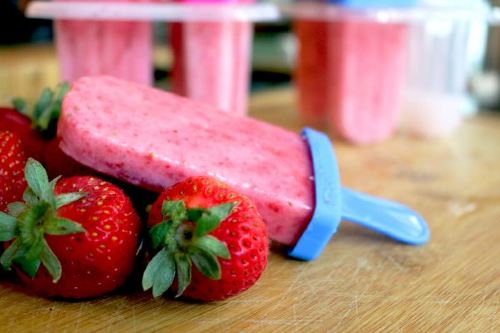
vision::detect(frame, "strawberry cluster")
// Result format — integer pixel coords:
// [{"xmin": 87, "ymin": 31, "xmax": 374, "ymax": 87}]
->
[
  {"xmin": 1, "ymin": 85, "xmax": 89, "ymax": 178},
  {"xmin": 0, "ymin": 88, "xmax": 268, "ymax": 302}
]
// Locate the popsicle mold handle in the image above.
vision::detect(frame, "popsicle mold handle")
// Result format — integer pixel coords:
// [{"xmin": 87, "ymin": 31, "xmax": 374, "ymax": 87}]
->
[
  {"xmin": 340, "ymin": 188, "xmax": 430, "ymax": 245},
  {"xmin": 288, "ymin": 128, "xmax": 341, "ymax": 261},
  {"xmin": 327, "ymin": 0, "xmax": 417, "ymax": 7},
  {"xmin": 177, "ymin": 0, "xmax": 236, "ymax": 3}
]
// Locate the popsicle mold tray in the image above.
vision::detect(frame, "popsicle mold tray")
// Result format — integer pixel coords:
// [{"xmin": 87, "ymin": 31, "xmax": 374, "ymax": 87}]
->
[
  {"xmin": 284, "ymin": 1, "xmax": 494, "ymax": 22},
  {"xmin": 28, "ymin": 1, "xmax": 497, "ymax": 23},
  {"xmin": 27, "ymin": 1, "xmax": 281, "ymax": 116},
  {"xmin": 28, "ymin": 1, "xmax": 499, "ymax": 128},
  {"xmin": 289, "ymin": 0, "xmax": 496, "ymax": 144},
  {"xmin": 27, "ymin": 1, "xmax": 280, "ymax": 22}
]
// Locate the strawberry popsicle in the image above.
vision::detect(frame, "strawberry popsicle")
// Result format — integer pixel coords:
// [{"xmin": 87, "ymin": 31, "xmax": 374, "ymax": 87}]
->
[
  {"xmin": 61, "ymin": 76, "xmax": 312, "ymax": 245},
  {"xmin": 58, "ymin": 76, "xmax": 429, "ymax": 257},
  {"xmin": 295, "ymin": 0, "xmax": 414, "ymax": 144},
  {"xmin": 171, "ymin": 0, "xmax": 254, "ymax": 115},
  {"xmin": 326, "ymin": 20, "xmax": 408, "ymax": 143},
  {"xmin": 55, "ymin": 0, "xmax": 153, "ymax": 85}
]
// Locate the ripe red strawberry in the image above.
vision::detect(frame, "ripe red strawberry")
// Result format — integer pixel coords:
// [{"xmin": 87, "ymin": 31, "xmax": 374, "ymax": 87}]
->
[
  {"xmin": 0, "ymin": 131, "xmax": 27, "ymax": 212},
  {"xmin": 143, "ymin": 176, "xmax": 268, "ymax": 302},
  {"xmin": 10, "ymin": 83, "xmax": 69, "ymax": 140},
  {"xmin": 43, "ymin": 138, "xmax": 92, "ymax": 179},
  {"xmin": 2, "ymin": 84, "xmax": 88, "ymax": 178},
  {"xmin": 0, "ymin": 107, "xmax": 44, "ymax": 162},
  {"xmin": 0, "ymin": 158, "xmax": 141, "ymax": 299}
]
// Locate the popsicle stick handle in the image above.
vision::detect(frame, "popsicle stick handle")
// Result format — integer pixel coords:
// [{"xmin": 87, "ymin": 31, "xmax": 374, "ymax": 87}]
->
[{"xmin": 340, "ymin": 188, "xmax": 430, "ymax": 245}]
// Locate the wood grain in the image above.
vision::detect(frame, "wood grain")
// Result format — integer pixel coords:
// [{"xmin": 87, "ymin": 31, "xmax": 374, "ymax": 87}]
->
[{"xmin": 0, "ymin": 60, "xmax": 499, "ymax": 332}]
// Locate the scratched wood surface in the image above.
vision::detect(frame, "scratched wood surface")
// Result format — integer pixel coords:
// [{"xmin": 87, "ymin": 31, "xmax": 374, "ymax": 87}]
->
[{"xmin": 1, "ymin": 85, "xmax": 500, "ymax": 331}]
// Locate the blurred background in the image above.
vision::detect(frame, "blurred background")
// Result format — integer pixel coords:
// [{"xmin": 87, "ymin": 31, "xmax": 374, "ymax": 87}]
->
[
  {"xmin": 1, "ymin": 0, "xmax": 500, "ymax": 142},
  {"xmin": 0, "ymin": 0, "xmax": 295, "ymax": 100}
]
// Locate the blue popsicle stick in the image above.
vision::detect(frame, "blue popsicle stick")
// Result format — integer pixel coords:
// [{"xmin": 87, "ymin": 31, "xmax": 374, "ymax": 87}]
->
[{"xmin": 288, "ymin": 128, "xmax": 430, "ymax": 261}]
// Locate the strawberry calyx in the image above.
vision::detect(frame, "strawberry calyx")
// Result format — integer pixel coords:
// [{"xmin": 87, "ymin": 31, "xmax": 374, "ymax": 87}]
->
[
  {"xmin": 0, "ymin": 158, "xmax": 86, "ymax": 282},
  {"xmin": 12, "ymin": 83, "xmax": 70, "ymax": 138},
  {"xmin": 143, "ymin": 200, "xmax": 235, "ymax": 298}
]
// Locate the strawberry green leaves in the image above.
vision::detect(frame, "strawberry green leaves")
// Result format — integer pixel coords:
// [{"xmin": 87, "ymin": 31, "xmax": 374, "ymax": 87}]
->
[
  {"xmin": 192, "ymin": 236, "xmax": 230, "ymax": 260},
  {"xmin": 12, "ymin": 83, "xmax": 70, "ymax": 134},
  {"xmin": 40, "ymin": 239, "xmax": 62, "ymax": 283},
  {"xmin": 44, "ymin": 217, "xmax": 86, "ymax": 235},
  {"xmin": 193, "ymin": 203, "xmax": 234, "ymax": 237},
  {"xmin": 7, "ymin": 202, "xmax": 26, "ymax": 217},
  {"xmin": 174, "ymin": 253, "xmax": 191, "ymax": 297},
  {"xmin": 149, "ymin": 222, "xmax": 169, "ymax": 250},
  {"xmin": 0, "ymin": 213, "xmax": 16, "ymax": 241},
  {"xmin": 25, "ymin": 159, "xmax": 53, "ymax": 204},
  {"xmin": 143, "ymin": 200, "xmax": 235, "ymax": 298},
  {"xmin": 0, "ymin": 158, "xmax": 86, "ymax": 282},
  {"xmin": 161, "ymin": 200, "xmax": 187, "ymax": 223},
  {"xmin": 190, "ymin": 248, "xmax": 221, "ymax": 280},
  {"xmin": 142, "ymin": 248, "xmax": 176, "ymax": 298},
  {"xmin": 55, "ymin": 192, "xmax": 87, "ymax": 209}
]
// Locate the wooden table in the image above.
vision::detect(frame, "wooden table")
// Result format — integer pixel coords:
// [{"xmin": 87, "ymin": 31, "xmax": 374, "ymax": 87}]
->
[
  {"xmin": 0, "ymin": 44, "xmax": 60, "ymax": 104},
  {"xmin": 1, "ymin": 88, "xmax": 499, "ymax": 332},
  {"xmin": 0, "ymin": 44, "xmax": 172, "ymax": 103}
]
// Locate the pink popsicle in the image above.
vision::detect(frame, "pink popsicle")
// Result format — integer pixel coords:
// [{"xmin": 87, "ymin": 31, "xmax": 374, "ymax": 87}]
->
[
  {"xmin": 295, "ymin": 18, "xmax": 408, "ymax": 143},
  {"xmin": 58, "ymin": 76, "xmax": 314, "ymax": 245},
  {"xmin": 171, "ymin": 0, "xmax": 253, "ymax": 115},
  {"xmin": 295, "ymin": 19, "xmax": 330, "ymax": 126},
  {"xmin": 327, "ymin": 21, "xmax": 408, "ymax": 144},
  {"xmin": 55, "ymin": 0, "xmax": 153, "ymax": 85}
]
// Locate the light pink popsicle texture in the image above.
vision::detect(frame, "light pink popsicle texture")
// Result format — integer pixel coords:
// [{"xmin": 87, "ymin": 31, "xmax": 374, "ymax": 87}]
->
[
  {"xmin": 55, "ymin": 0, "xmax": 152, "ymax": 85},
  {"xmin": 296, "ymin": 20, "xmax": 408, "ymax": 144},
  {"xmin": 58, "ymin": 76, "xmax": 314, "ymax": 245},
  {"xmin": 171, "ymin": 1, "xmax": 253, "ymax": 115},
  {"xmin": 328, "ymin": 21, "xmax": 408, "ymax": 143}
]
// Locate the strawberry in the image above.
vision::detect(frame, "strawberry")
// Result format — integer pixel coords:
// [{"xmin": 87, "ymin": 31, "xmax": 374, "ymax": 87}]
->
[
  {"xmin": 0, "ymin": 158, "xmax": 141, "ymax": 299},
  {"xmin": 0, "ymin": 107, "xmax": 44, "ymax": 162},
  {"xmin": 0, "ymin": 131, "xmax": 27, "ymax": 212},
  {"xmin": 143, "ymin": 176, "xmax": 268, "ymax": 302},
  {"xmin": 3, "ymin": 83, "xmax": 89, "ymax": 178},
  {"xmin": 42, "ymin": 138, "xmax": 92, "ymax": 179},
  {"xmin": 10, "ymin": 83, "xmax": 70, "ymax": 139}
]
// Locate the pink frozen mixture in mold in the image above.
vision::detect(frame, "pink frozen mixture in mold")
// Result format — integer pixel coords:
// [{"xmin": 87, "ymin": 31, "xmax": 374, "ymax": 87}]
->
[
  {"xmin": 58, "ymin": 76, "xmax": 314, "ymax": 245},
  {"xmin": 55, "ymin": 0, "xmax": 152, "ymax": 84},
  {"xmin": 327, "ymin": 21, "xmax": 408, "ymax": 144},
  {"xmin": 296, "ymin": 19, "xmax": 408, "ymax": 144},
  {"xmin": 171, "ymin": 0, "xmax": 253, "ymax": 115}
]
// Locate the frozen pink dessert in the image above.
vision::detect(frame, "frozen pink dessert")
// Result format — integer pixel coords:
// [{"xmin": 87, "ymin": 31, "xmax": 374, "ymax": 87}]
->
[
  {"xmin": 295, "ymin": 20, "xmax": 329, "ymax": 126},
  {"xmin": 296, "ymin": 19, "xmax": 408, "ymax": 144},
  {"xmin": 171, "ymin": 0, "xmax": 254, "ymax": 115},
  {"xmin": 55, "ymin": 0, "xmax": 153, "ymax": 85},
  {"xmin": 58, "ymin": 76, "xmax": 314, "ymax": 245},
  {"xmin": 327, "ymin": 21, "xmax": 408, "ymax": 144}
]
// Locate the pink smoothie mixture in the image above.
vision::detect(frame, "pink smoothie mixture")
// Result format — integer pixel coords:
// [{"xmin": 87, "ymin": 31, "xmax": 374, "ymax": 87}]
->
[
  {"xmin": 55, "ymin": 0, "xmax": 153, "ymax": 85},
  {"xmin": 296, "ymin": 19, "xmax": 408, "ymax": 144},
  {"xmin": 327, "ymin": 21, "xmax": 408, "ymax": 144},
  {"xmin": 59, "ymin": 76, "xmax": 315, "ymax": 245},
  {"xmin": 171, "ymin": 0, "xmax": 254, "ymax": 115}
]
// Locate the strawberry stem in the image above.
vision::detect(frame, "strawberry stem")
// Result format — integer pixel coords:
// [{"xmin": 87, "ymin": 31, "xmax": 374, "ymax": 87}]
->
[
  {"xmin": 12, "ymin": 83, "xmax": 70, "ymax": 138},
  {"xmin": 142, "ymin": 200, "xmax": 235, "ymax": 298},
  {"xmin": 0, "ymin": 158, "xmax": 86, "ymax": 282}
]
